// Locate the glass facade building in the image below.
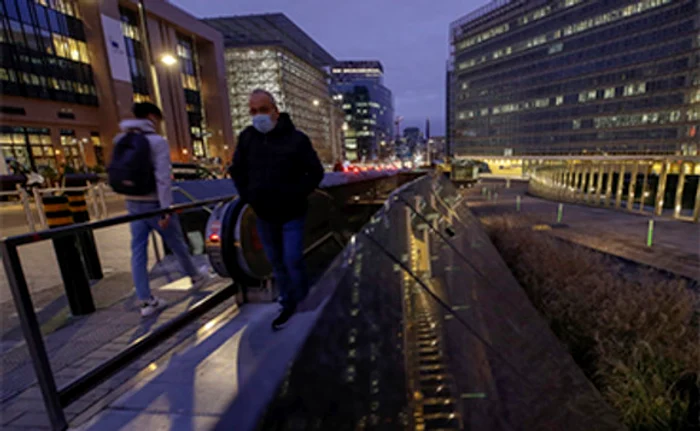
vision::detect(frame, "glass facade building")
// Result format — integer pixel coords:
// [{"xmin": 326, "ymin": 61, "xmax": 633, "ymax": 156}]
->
[
  {"xmin": 331, "ymin": 61, "xmax": 394, "ymax": 161},
  {"xmin": 0, "ymin": 0, "xmax": 96, "ymax": 106},
  {"xmin": 0, "ymin": 0, "xmax": 233, "ymax": 171},
  {"xmin": 205, "ymin": 14, "xmax": 342, "ymax": 164},
  {"xmin": 448, "ymin": 0, "xmax": 700, "ymax": 156}
]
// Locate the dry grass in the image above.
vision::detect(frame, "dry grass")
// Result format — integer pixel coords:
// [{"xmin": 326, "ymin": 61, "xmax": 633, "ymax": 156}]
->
[{"xmin": 483, "ymin": 215, "xmax": 700, "ymax": 431}]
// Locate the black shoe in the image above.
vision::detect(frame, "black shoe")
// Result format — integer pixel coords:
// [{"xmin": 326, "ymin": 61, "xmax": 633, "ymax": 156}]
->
[{"xmin": 272, "ymin": 306, "xmax": 296, "ymax": 330}]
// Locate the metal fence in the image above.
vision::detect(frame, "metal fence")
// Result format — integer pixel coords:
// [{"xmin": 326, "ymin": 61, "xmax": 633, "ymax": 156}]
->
[
  {"xmin": 528, "ymin": 158, "xmax": 700, "ymax": 222},
  {"xmin": 2, "ymin": 182, "xmax": 110, "ymax": 233},
  {"xmin": 0, "ymin": 196, "xmax": 236, "ymax": 431}
]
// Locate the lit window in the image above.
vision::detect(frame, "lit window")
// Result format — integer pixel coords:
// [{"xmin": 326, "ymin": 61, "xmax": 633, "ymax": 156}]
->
[
  {"xmin": 604, "ymin": 88, "xmax": 615, "ymax": 99},
  {"xmin": 556, "ymin": 96, "xmax": 564, "ymax": 106}
]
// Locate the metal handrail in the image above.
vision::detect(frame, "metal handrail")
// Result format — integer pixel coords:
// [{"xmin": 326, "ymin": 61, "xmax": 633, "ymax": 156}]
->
[
  {"xmin": 2, "ymin": 195, "xmax": 236, "ymax": 246},
  {"xmin": 0, "ymin": 194, "xmax": 237, "ymax": 431}
]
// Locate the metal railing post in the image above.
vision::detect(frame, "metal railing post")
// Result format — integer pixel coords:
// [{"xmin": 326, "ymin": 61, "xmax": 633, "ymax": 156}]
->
[
  {"xmin": 595, "ymin": 163, "xmax": 604, "ymax": 205},
  {"xmin": 655, "ymin": 161, "xmax": 669, "ymax": 216},
  {"xmin": 603, "ymin": 164, "xmax": 615, "ymax": 207},
  {"xmin": 615, "ymin": 164, "xmax": 626, "ymax": 209},
  {"xmin": 673, "ymin": 163, "xmax": 686, "ymax": 219},
  {"xmin": 0, "ymin": 242, "xmax": 67, "ymax": 430},
  {"xmin": 627, "ymin": 163, "xmax": 639, "ymax": 211},
  {"xmin": 639, "ymin": 163, "xmax": 651, "ymax": 212}
]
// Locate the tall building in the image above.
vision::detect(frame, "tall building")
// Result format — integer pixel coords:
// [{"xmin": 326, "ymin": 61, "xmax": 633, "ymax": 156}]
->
[
  {"xmin": 204, "ymin": 14, "xmax": 342, "ymax": 165},
  {"xmin": 331, "ymin": 61, "xmax": 394, "ymax": 161},
  {"xmin": 0, "ymin": 0, "xmax": 233, "ymax": 171},
  {"xmin": 448, "ymin": 0, "xmax": 700, "ymax": 156}
]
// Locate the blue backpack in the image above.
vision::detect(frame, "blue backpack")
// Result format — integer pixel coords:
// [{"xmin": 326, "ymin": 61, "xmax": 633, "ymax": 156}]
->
[{"xmin": 108, "ymin": 132, "xmax": 156, "ymax": 195}]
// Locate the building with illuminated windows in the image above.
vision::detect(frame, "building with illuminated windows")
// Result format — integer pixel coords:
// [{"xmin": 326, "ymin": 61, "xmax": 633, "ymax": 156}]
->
[
  {"xmin": 448, "ymin": 0, "xmax": 700, "ymax": 156},
  {"xmin": 0, "ymin": 0, "xmax": 233, "ymax": 172},
  {"xmin": 204, "ymin": 14, "xmax": 344, "ymax": 165},
  {"xmin": 331, "ymin": 61, "xmax": 394, "ymax": 161}
]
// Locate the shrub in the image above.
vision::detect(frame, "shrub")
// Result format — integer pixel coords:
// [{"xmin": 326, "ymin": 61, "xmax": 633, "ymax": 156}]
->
[{"xmin": 483, "ymin": 215, "xmax": 700, "ymax": 431}]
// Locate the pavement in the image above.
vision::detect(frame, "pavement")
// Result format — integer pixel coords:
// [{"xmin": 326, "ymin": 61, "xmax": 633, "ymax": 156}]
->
[
  {"xmin": 0, "ymin": 234, "xmax": 229, "ymax": 430},
  {"xmin": 465, "ymin": 180, "xmax": 700, "ymax": 282},
  {"xmin": 0, "ymin": 194, "xmax": 126, "ymax": 238}
]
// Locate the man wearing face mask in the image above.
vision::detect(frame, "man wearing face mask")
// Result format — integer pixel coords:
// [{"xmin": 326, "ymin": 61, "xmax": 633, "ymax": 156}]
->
[{"xmin": 229, "ymin": 89, "xmax": 324, "ymax": 329}]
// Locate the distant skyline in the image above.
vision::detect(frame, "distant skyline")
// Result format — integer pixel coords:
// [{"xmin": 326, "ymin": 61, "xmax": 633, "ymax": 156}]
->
[{"xmin": 172, "ymin": 0, "xmax": 491, "ymax": 136}]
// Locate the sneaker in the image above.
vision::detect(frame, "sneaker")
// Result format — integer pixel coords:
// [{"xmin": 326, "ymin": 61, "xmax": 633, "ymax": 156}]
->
[
  {"xmin": 141, "ymin": 296, "xmax": 167, "ymax": 317},
  {"xmin": 191, "ymin": 271, "xmax": 213, "ymax": 290},
  {"xmin": 272, "ymin": 305, "xmax": 296, "ymax": 330}
]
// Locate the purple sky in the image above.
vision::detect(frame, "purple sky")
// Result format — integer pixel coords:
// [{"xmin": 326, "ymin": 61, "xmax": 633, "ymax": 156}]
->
[{"xmin": 172, "ymin": 0, "xmax": 491, "ymax": 136}]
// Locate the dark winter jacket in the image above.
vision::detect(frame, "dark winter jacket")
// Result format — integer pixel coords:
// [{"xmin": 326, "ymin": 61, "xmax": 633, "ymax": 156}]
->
[{"xmin": 229, "ymin": 113, "xmax": 324, "ymax": 223}]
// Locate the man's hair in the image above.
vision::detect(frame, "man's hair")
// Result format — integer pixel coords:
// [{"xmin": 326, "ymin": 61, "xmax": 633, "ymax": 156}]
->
[
  {"xmin": 250, "ymin": 88, "xmax": 277, "ymax": 107},
  {"xmin": 133, "ymin": 102, "xmax": 163, "ymax": 119}
]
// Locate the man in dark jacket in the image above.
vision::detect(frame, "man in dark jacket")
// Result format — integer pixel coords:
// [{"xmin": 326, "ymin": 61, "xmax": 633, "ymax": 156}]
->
[{"xmin": 230, "ymin": 89, "xmax": 324, "ymax": 329}]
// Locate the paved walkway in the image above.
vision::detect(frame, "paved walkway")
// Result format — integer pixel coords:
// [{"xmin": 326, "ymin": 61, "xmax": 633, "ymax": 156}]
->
[
  {"xmin": 466, "ymin": 180, "xmax": 700, "ymax": 282},
  {"xmin": 0, "ymin": 249, "xmax": 228, "ymax": 430}
]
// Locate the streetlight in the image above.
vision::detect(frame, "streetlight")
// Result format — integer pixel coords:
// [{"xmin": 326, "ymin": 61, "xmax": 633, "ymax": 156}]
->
[
  {"xmin": 312, "ymin": 99, "xmax": 320, "ymax": 107},
  {"xmin": 161, "ymin": 53, "xmax": 177, "ymax": 66}
]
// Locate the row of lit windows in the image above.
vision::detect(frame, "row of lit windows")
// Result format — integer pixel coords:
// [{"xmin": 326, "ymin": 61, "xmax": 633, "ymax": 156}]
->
[
  {"xmin": 453, "ymin": 0, "xmax": 587, "ymax": 53},
  {"xmin": 455, "ymin": 23, "xmax": 509, "ymax": 51},
  {"xmin": 35, "ymin": 0, "xmax": 80, "ymax": 19},
  {"xmin": 52, "ymin": 33, "xmax": 87, "ymax": 63},
  {"xmin": 592, "ymin": 110, "xmax": 686, "ymax": 129},
  {"xmin": 458, "ymin": 80, "xmax": 660, "ymax": 119},
  {"xmin": 120, "ymin": 21, "xmax": 139, "ymax": 41},
  {"xmin": 133, "ymin": 93, "xmax": 150, "ymax": 103},
  {"xmin": 0, "ymin": 67, "xmax": 95, "ymax": 94},
  {"xmin": 181, "ymin": 73, "xmax": 198, "ymax": 91},
  {"xmin": 457, "ymin": 0, "xmax": 673, "ymax": 71},
  {"xmin": 2, "ymin": 19, "xmax": 89, "ymax": 64}
]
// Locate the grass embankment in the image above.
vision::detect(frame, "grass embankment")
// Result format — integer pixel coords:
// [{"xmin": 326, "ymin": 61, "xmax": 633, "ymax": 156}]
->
[{"xmin": 484, "ymin": 215, "xmax": 699, "ymax": 431}]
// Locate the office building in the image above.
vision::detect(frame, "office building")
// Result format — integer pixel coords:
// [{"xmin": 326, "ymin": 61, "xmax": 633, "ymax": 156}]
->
[
  {"xmin": 448, "ymin": 0, "xmax": 700, "ymax": 156},
  {"xmin": 204, "ymin": 14, "xmax": 343, "ymax": 165},
  {"xmin": 331, "ymin": 61, "xmax": 394, "ymax": 161},
  {"xmin": 0, "ymin": 0, "xmax": 233, "ymax": 171}
]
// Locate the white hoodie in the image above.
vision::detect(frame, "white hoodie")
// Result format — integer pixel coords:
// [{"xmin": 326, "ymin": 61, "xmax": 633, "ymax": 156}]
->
[{"xmin": 113, "ymin": 119, "xmax": 173, "ymax": 209}]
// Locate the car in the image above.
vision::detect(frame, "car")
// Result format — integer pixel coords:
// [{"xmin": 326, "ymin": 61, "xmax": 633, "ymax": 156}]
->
[{"xmin": 172, "ymin": 163, "xmax": 218, "ymax": 181}]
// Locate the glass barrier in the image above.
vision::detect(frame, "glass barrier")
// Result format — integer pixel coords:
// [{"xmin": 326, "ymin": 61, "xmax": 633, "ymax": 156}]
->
[{"xmin": 254, "ymin": 174, "xmax": 623, "ymax": 430}]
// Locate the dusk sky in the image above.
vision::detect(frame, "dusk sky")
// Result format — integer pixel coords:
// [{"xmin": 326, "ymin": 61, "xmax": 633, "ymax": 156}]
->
[{"xmin": 172, "ymin": 0, "xmax": 491, "ymax": 136}]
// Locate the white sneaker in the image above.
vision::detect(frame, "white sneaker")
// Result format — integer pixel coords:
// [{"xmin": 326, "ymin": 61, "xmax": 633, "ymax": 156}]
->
[
  {"xmin": 141, "ymin": 296, "xmax": 167, "ymax": 317},
  {"xmin": 191, "ymin": 271, "xmax": 213, "ymax": 290}
]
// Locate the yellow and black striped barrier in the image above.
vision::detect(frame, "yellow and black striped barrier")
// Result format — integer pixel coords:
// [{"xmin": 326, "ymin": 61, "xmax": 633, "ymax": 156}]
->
[
  {"xmin": 43, "ymin": 195, "xmax": 75, "ymax": 228},
  {"xmin": 42, "ymin": 194, "xmax": 96, "ymax": 315},
  {"xmin": 64, "ymin": 190, "xmax": 103, "ymax": 281}
]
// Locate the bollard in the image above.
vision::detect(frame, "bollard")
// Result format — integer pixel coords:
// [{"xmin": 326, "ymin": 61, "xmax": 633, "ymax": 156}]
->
[
  {"xmin": 43, "ymin": 195, "xmax": 95, "ymax": 315},
  {"xmin": 17, "ymin": 185, "xmax": 36, "ymax": 233},
  {"xmin": 33, "ymin": 187, "xmax": 48, "ymax": 230},
  {"xmin": 647, "ymin": 219, "xmax": 654, "ymax": 247},
  {"xmin": 516, "ymin": 195, "xmax": 521, "ymax": 212},
  {"xmin": 65, "ymin": 190, "xmax": 103, "ymax": 280},
  {"xmin": 557, "ymin": 203, "xmax": 564, "ymax": 223},
  {"xmin": 506, "ymin": 178, "xmax": 511, "ymax": 189}
]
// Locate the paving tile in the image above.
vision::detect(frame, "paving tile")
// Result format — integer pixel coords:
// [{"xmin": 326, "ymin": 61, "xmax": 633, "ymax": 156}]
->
[{"xmin": 77, "ymin": 410, "xmax": 218, "ymax": 431}]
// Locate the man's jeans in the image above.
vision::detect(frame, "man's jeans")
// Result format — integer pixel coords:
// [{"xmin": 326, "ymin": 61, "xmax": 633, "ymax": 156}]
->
[
  {"xmin": 256, "ymin": 217, "xmax": 308, "ymax": 309},
  {"xmin": 126, "ymin": 200, "xmax": 198, "ymax": 301}
]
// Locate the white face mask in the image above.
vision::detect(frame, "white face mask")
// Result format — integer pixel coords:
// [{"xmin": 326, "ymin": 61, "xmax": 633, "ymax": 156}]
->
[{"xmin": 252, "ymin": 114, "xmax": 275, "ymax": 134}]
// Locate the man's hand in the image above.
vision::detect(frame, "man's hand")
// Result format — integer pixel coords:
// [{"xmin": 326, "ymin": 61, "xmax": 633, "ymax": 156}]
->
[{"xmin": 159, "ymin": 214, "xmax": 171, "ymax": 230}]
